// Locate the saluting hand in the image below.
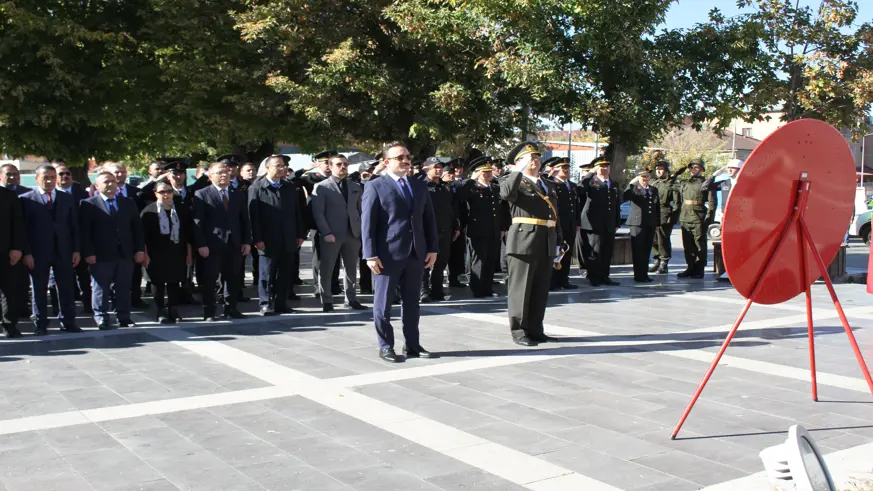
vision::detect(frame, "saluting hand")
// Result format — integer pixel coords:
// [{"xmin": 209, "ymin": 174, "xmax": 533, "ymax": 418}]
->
[
  {"xmin": 85, "ymin": 255, "xmax": 96, "ymax": 265},
  {"xmin": 8, "ymin": 250, "xmax": 21, "ymax": 266}
]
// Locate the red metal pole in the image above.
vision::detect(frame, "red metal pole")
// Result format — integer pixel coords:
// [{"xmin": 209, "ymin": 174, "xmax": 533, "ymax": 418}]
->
[
  {"xmin": 799, "ymin": 218, "xmax": 873, "ymax": 396},
  {"xmin": 798, "ymin": 214, "xmax": 818, "ymax": 401},
  {"xmin": 671, "ymin": 297, "xmax": 754, "ymax": 439}
]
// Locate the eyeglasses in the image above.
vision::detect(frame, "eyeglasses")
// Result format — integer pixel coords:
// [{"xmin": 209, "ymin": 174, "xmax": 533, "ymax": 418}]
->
[
  {"xmin": 58, "ymin": 172, "xmax": 72, "ymax": 176},
  {"xmin": 156, "ymin": 190, "xmax": 174, "ymax": 195},
  {"xmin": 331, "ymin": 161, "xmax": 350, "ymax": 167},
  {"xmin": 386, "ymin": 154, "xmax": 413, "ymax": 162}
]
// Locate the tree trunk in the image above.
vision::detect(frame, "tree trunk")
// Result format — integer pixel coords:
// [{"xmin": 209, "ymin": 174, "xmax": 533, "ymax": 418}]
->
[{"xmin": 606, "ymin": 141, "xmax": 630, "ymax": 187}]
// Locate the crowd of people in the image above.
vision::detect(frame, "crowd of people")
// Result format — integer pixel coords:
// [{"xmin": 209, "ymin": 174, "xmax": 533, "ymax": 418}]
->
[{"xmin": 0, "ymin": 143, "xmax": 735, "ymax": 360}]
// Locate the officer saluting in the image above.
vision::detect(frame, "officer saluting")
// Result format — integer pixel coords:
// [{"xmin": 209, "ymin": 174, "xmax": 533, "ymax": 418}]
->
[
  {"xmin": 677, "ymin": 158, "xmax": 716, "ymax": 279},
  {"xmin": 649, "ymin": 159, "xmax": 680, "ymax": 274},
  {"xmin": 500, "ymin": 142, "xmax": 562, "ymax": 347},
  {"xmin": 578, "ymin": 156, "xmax": 621, "ymax": 286},
  {"xmin": 547, "ymin": 157, "xmax": 579, "ymax": 290},
  {"xmin": 457, "ymin": 156, "xmax": 503, "ymax": 298},
  {"xmin": 623, "ymin": 170, "xmax": 660, "ymax": 282}
]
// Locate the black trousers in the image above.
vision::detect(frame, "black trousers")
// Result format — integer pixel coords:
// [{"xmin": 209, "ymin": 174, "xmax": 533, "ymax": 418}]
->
[
  {"xmin": 131, "ymin": 264, "xmax": 143, "ymax": 302},
  {"xmin": 467, "ymin": 234, "xmax": 500, "ymax": 296},
  {"xmin": 153, "ymin": 281, "xmax": 181, "ymax": 314},
  {"xmin": 681, "ymin": 222, "xmax": 707, "ymax": 273},
  {"xmin": 448, "ymin": 230, "xmax": 466, "ymax": 282},
  {"xmin": 653, "ymin": 222, "xmax": 673, "ymax": 261},
  {"xmin": 582, "ymin": 229, "xmax": 615, "ymax": 283},
  {"xmin": 629, "ymin": 225, "xmax": 655, "ymax": 279},
  {"xmin": 258, "ymin": 251, "xmax": 295, "ymax": 309},
  {"xmin": 422, "ymin": 233, "xmax": 451, "ymax": 297},
  {"xmin": 74, "ymin": 261, "xmax": 92, "ymax": 308},
  {"xmin": 575, "ymin": 228, "xmax": 587, "ymax": 275},
  {"xmin": 359, "ymin": 255, "xmax": 373, "ymax": 293},
  {"xmin": 0, "ymin": 263, "xmax": 19, "ymax": 328},
  {"xmin": 15, "ymin": 263, "xmax": 29, "ymax": 316},
  {"xmin": 196, "ymin": 242, "xmax": 242, "ymax": 314},
  {"xmin": 507, "ymin": 253, "xmax": 551, "ymax": 339}
]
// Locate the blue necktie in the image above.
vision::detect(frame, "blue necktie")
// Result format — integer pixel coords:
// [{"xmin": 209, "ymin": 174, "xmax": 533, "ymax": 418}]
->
[
  {"xmin": 538, "ymin": 179, "xmax": 546, "ymax": 194},
  {"xmin": 399, "ymin": 178, "xmax": 413, "ymax": 206},
  {"xmin": 107, "ymin": 198, "xmax": 118, "ymax": 216}
]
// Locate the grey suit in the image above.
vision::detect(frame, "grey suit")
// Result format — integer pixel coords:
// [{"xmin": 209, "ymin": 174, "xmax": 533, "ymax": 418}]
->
[{"xmin": 311, "ymin": 177, "xmax": 363, "ymax": 305}]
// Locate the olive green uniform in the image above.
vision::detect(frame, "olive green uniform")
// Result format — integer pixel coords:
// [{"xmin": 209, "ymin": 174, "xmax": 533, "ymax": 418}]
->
[
  {"xmin": 651, "ymin": 176, "xmax": 680, "ymax": 264},
  {"xmin": 678, "ymin": 175, "xmax": 716, "ymax": 276},
  {"xmin": 500, "ymin": 172, "xmax": 561, "ymax": 341}
]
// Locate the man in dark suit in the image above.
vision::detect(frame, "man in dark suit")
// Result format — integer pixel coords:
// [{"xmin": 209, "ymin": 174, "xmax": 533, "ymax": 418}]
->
[
  {"xmin": 499, "ymin": 142, "xmax": 562, "ymax": 346},
  {"xmin": 311, "ymin": 154, "xmax": 366, "ymax": 312},
  {"xmin": 305, "ymin": 151, "xmax": 342, "ymax": 298},
  {"xmin": 20, "ymin": 165, "xmax": 82, "ymax": 335},
  {"xmin": 217, "ymin": 154, "xmax": 254, "ymax": 303},
  {"xmin": 80, "ymin": 172, "xmax": 146, "ymax": 329},
  {"xmin": 249, "ymin": 156, "xmax": 306, "ymax": 316},
  {"xmin": 192, "ymin": 162, "xmax": 252, "ymax": 320},
  {"xmin": 548, "ymin": 157, "xmax": 579, "ymax": 290},
  {"xmin": 53, "ymin": 163, "xmax": 91, "ymax": 314},
  {"xmin": 0, "ymin": 186, "xmax": 26, "ymax": 337},
  {"xmin": 104, "ymin": 162, "xmax": 148, "ymax": 308},
  {"xmin": 578, "ymin": 157, "xmax": 621, "ymax": 286},
  {"xmin": 1, "ymin": 164, "xmax": 31, "ymax": 318},
  {"xmin": 624, "ymin": 170, "xmax": 660, "ymax": 282},
  {"xmin": 362, "ymin": 142, "xmax": 439, "ymax": 363},
  {"xmin": 419, "ymin": 158, "xmax": 458, "ymax": 302}
]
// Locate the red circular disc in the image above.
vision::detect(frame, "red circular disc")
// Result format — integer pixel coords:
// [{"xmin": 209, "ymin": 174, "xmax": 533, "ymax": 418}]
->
[{"xmin": 722, "ymin": 119, "xmax": 856, "ymax": 305}]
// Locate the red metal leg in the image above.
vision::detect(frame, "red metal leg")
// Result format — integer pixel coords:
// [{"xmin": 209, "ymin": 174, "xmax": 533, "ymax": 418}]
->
[
  {"xmin": 671, "ymin": 298, "xmax": 754, "ymax": 439},
  {"xmin": 799, "ymin": 218, "xmax": 873, "ymax": 396},
  {"xmin": 798, "ymin": 219, "xmax": 818, "ymax": 401}
]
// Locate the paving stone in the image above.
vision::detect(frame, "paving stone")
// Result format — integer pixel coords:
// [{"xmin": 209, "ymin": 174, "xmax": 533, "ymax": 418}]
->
[
  {"xmin": 548, "ymin": 424, "xmax": 672, "ymax": 460},
  {"xmin": 64, "ymin": 447, "xmax": 163, "ymax": 490},
  {"xmin": 329, "ymin": 464, "xmax": 443, "ymax": 490},
  {"xmin": 357, "ymin": 436, "xmax": 473, "ymax": 479},
  {"xmin": 424, "ymin": 469, "xmax": 530, "ymax": 490},
  {"xmin": 40, "ymin": 424, "xmax": 122, "ymax": 456},
  {"xmin": 632, "ymin": 450, "xmax": 749, "ymax": 486}
]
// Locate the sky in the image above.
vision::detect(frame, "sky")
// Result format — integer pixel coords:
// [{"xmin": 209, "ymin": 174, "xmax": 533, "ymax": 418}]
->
[{"xmin": 662, "ymin": 0, "xmax": 872, "ymax": 30}]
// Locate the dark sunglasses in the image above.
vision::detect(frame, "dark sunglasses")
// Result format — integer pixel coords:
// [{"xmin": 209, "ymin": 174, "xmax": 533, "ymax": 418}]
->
[
  {"xmin": 58, "ymin": 171, "xmax": 72, "ymax": 176},
  {"xmin": 156, "ymin": 190, "xmax": 174, "ymax": 195}
]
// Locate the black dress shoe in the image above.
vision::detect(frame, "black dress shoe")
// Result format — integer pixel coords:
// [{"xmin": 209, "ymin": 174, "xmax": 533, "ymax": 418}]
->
[
  {"xmin": 676, "ymin": 270, "xmax": 692, "ymax": 278},
  {"xmin": 530, "ymin": 334, "xmax": 558, "ymax": 342},
  {"xmin": 323, "ymin": 304, "xmax": 334, "ymax": 313},
  {"xmin": 561, "ymin": 283, "xmax": 579, "ymax": 290},
  {"xmin": 512, "ymin": 336, "xmax": 538, "ymax": 347},
  {"xmin": 634, "ymin": 277, "xmax": 649, "ymax": 283},
  {"xmin": 690, "ymin": 273, "xmax": 705, "ymax": 279},
  {"xmin": 119, "ymin": 319, "xmax": 136, "ymax": 327},
  {"xmin": 2, "ymin": 325, "xmax": 22, "ymax": 338},
  {"xmin": 602, "ymin": 279, "xmax": 620, "ymax": 286},
  {"xmin": 379, "ymin": 348, "xmax": 401, "ymax": 363},
  {"xmin": 61, "ymin": 325, "xmax": 83, "ymax": 333},
  {"xmin": 344, "ymin": 301, "xmax": 366, "ymax": 310},
  {"xmin": 331, "ymin": 287, "xmax": 343, "ymax": 295},
  {"xmin": 223, "ymin": 309, "xmax": 245, "ymax": 319},
  {"xmin": 430, "ymin": 294, "xmax": 446, "ymax": 301},
  {"xmin": 588, "ymin": 279, "xmax": 602, "ymax": 287},
  {"xmin": 420, "ymin": 295, "xmax": 432, "ymax": 303},
  {"xmin": 403, "ymin": 345, "xmax": 436, "ymax": 358},
  {"xmin": 260, "ymin": 307, "xmax": 278, "ymax": 317},
  {"xmin": 448, "ymin": 281, "xmax": 466, "ymax": 288},
  {"xmin": 158, "ymin": 316, "xmax": 172, "ymax": 324},
  {"xmin": 33, "ymin": 327, "xmax": 49, "ymax": 336},
  {"xmin": 549, "ymin": 285, "xmax": 562, "ymax": 292},
  {"xmin": 98, "ymin": 323, "xmax": 116, "ymax": 331}
]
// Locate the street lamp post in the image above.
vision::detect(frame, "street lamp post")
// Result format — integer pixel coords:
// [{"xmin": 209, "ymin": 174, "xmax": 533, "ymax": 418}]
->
[{"xmin": 862, "ymin": 133, "xmax": 872, "ymax": 187}]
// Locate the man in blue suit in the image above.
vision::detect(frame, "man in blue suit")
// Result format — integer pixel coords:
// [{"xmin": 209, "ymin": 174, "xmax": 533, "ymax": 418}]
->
[
  {"xmin": 80, "ymin": 172, "xmax": 145, "ymax": 329},
  {"xmin": 20, "ymin": 165, "xmax": 82, "ymax": 335},
  {"xmin": 53, "ymin": 162, "xmax": 91, "ymax": 314},
  {"xmin": 362, "ymin": 142, "xmax": 439, "ymax": 363}
]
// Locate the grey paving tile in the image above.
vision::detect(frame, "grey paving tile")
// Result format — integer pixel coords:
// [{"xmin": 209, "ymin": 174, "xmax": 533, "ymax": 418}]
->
[
  {"xmin": 549, "ymin": 424, "xmax": 671, "ymax": 460},
  {"xmin": 465, "ymin": 421, "xmax": 576, "ymax": 456},
  {"xmin": 279, "ymin": 436, "xmax": 383, "ymax": 473},
  {"xmin": 145, "ymin": 452, "xmax": 260, "ymax": 491},
  {"xmin": 112, "ymin": 479, "xmax": 179, "ymax": 491},
  {"xmin": 329, "ymin": 463, "xmax": 442, "ymax": 490},
  {"xmin": 632, "ymin": 450, "xmax": 749, "ymax": 486},
  {"xmin": 58, "ymin": 386, "xmax": 129, "ymax": 410},
  {"xmin": 538, "ymin": 446, "xmax": 677, "ymax": 490},
  {"xmin": 243, "ymin": 460, "xmax": 353, "ymax": 490},
  {"xmin": 424, "ymin": 469, "xmax": 528, "ymax": 491},
  {"xmin": 40, "ymin": 424, "xmax": 122, "ymax": 456},
  {"xmin": 98, "ymin": 416, "xmax": 167, "ymax": 435},
  {"xmin": 157, "ymin": 409, "xmax": 240, "ymax": 441},
  {"xmin": 300, "ymin": 412, "xmax": 397, "ymax": 447},
  {"xmin": 64, "ymin": 447, "xmax": 163, "ymax": 490},
  {"xmin": 0, "ymin": 457, "xmax": 92, "ymax": 491},
  {"xmin": 357, "ymin": 436, "xmax": 472, "ymax": 479},
  {"xmin": 195, "ymin": 430, "xmax": 287, "ymax": 468},
  {"xmin": 628, "ymin": 476, "xmax": 702, "ymax": 491},
  {"xmin": 112, "ymin": 426, "xmax": 202, "ymax": 462}
]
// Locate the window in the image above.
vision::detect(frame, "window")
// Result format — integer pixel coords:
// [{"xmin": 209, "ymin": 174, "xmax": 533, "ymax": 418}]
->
[{"xmin": 741, "ymin": 128, "xmax": 753, "ymax": 138}]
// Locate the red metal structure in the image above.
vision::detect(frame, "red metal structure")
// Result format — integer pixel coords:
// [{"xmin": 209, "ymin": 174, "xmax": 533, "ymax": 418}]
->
[{"xmin": 671, "ymin": 119, "xmax": 873, "ymax": 439}]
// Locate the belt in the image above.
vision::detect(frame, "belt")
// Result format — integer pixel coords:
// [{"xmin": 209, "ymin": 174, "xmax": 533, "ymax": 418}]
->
[
  {"xmin": 512, "ymin": 217, "xmax": 555, "ymax": 228},
  {"xmin": 684, "ymin": 200, "xmax": 700, "ymax": 205}
]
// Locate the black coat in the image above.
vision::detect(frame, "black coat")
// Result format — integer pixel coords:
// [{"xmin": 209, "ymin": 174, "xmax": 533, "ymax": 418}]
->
[
  {"xmin": 425, "ymin": 180, "xmax": 458, "ymax": 236},
  {"xmin": 553, "ymin": 178, "xmax": 579, "ymax": 238},
  {"xmin": 117, "ymin": 183, "xmax": 145, "ymax": 210},
  {"xmin": 58, "ymin": 183, "xmax": 89, "ymax": 204},
  {"xmin": 578, "ymin": 174, "xmax": 621, "ymax": 233},
  {"xmin": 623, "ymin": 184, "xmax": 660, "ymax": 227},
  {"xmin": 0, "ymin": 187, "xmax": 27, "ymax": 255},
  {"xmin": 248, "ymin": 178, "xmax": 307, "ymax": 256},
  {"xmin": 80, "ymin": 195, "xmax": 144, "ymax": 261},
  {"xmin": 456, "ymin": 180, "xmax": 503, "ymax": 238},
  {"xmin": 192, "ymin": 185, "xmax": 251, "ymax": 250},
  {"xmin": 141, "ymin": 205, "xmax": 191, "ymax": 282}
]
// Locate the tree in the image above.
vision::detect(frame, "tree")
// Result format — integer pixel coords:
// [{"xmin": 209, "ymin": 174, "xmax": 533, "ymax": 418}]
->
[{"xmin": 706, "ymin": 0, "xmax": 873, "ymax": 139}]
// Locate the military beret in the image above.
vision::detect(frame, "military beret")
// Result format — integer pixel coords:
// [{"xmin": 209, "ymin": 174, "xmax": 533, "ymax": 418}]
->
[
  {"xmin": 506, "ymin": 141, "xmax": 541, "ymax": 164},
  {"xmin": 313, "ymin": 150, "xmax": 339, "ymax": 162},
  {"xmin": 469, "ymin": 156, "xmax": 495, "ymax": 174}
]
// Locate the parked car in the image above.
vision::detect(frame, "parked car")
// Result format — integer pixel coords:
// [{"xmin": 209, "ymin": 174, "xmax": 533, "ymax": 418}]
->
[{"xmin": 848, "ymin": 187, "xmax": 871, "ymax": 244}]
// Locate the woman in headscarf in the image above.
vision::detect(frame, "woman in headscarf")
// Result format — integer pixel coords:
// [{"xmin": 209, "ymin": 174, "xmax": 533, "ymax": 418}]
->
[{"xmin": 141, "ymin": 179, "xmax": 191, "ymax": 323}]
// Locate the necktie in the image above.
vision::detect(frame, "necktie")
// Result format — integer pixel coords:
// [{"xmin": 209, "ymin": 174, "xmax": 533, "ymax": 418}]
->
[
  {"xmin": 340, "ymin": 179, "xmax": 348, "ymax": 202},
  {"xmin": 45, "ymin": 192, "xmax": 53, "ymax": 210},
  {"xmin": 272, "ymin": 181, "xmax": 280, "ymax": 189},
  {"xmin": 566, "ymin": 182, "xmax": 571, "ymax": 193},
  {"xmin": 399, "ymin": 178, "xmax": 413, "ymax": 206},
  {"xmin": 108, "ymin": 198, "xmax": 118, "ymax": 216},
  {"xmin": 221, "ymin": 189, "xmax": 229, "ymax": 211},
  {"xmin": 537, "ymin": 179, "xmax": 546, "ymax": 194}
]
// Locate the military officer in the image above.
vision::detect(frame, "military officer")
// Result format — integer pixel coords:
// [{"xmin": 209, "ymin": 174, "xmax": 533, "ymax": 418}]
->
[
  {"xmin": 457, "ymin": 156, "xmax": 503, "ymax": 297},
  {"xmin": 548, "ymin": 157, "xmax": 579, "ymax": 290},
  {"xmin": 445, "ymin": 159, "xmax": 467, "ymax": 287},
  {"xmin": 578, "ymin": 157, "xmax": 621, "ymax": 286},
  {"xmin": 649, "ymin": 159, "xmax": 680, "ymax": 274},
  {"xmin": 624, "ymin": 171, "xmax": 660, "ymax": 282},
  {"xmin": 500, "ymin": 142, "xmax": 561, "ymax": 346},
  {"xmin": 574, "ymin": 159, "xmax": 595, "ymax": 277},
  {"xmin": 420, "ymin": 158, "xmax": 459, "ymax": 302},
  {"xmin": 677, "ymin": 158, "xmax": 716, "ymax": 279}
]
